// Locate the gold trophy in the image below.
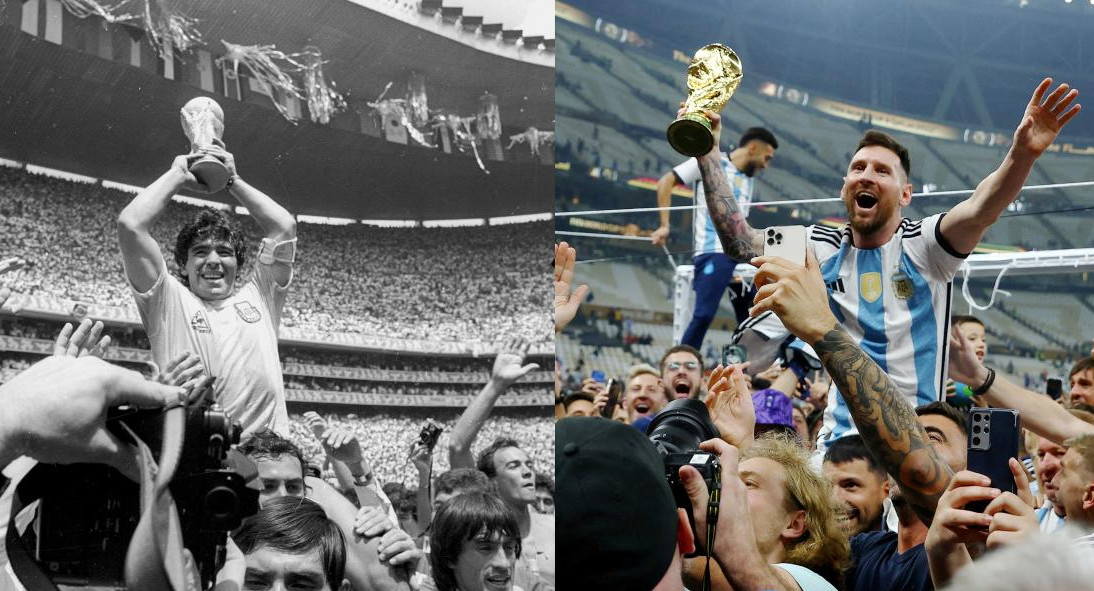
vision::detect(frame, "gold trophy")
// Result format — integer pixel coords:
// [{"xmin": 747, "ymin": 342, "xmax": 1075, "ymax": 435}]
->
[
  {"xmin": 667, "ymin": 44, "xmax": 743, "ymax": 157},
  {"xmin": 179, "ymin": 97, "xmax": 231, "ymax": 192}
]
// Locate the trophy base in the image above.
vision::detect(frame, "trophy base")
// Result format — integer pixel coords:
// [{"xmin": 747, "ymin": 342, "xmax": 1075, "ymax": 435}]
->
[
  {"xmin": 667, "ymin": 115, "xmax": 715, "ymax": 157},
  {"xmin": 190, "ymin": 157, "xmax": 231, "ymax": 192}
]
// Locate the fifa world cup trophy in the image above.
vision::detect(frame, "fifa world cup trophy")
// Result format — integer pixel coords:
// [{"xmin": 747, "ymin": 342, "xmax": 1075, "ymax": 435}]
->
[
  {"xmin": 666, "ymin": 44, "xmax": 743, "ymax": 157},
  {"xmin": 179, "ymin": 97, "xmax": 231, "ymax": 192}
]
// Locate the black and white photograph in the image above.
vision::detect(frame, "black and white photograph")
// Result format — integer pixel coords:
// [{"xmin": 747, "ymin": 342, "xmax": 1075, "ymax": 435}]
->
[{"xmin": 0, "ymin": 1, "xmax": 555, "ymax": 590}]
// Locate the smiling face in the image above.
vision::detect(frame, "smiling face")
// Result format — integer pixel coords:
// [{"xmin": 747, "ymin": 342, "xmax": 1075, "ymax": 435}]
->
[
  {"xmin": 956, "ymin": 321, "xmax": 987, "ymax": 362},
  {"xmin": 490, "ymin": 447, "xmax": 536, "ymax": 507},
  {"xmin": 452, "ymin": 530, "xmax": 517, "ymax": 591},
  {"xmin": 626, "ymin": 372, "xmax": 668, "ymax": 422},
  {"xmin": 185, "ymin": 237, "xmax": 238, "ymax": 300},
  {"xmin": 823, "ymin": 459, "xmax": 888, "ymax": 536},
  {"xmin": 841, "ymin": 145, "xmax": 911, "ymax": 243},
  {"xmin": 662, "ymin": 351, "xmax": 703, "ymax": 400}
]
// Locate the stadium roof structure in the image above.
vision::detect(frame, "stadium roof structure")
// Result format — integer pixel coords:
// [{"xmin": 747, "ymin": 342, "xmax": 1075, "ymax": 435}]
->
[{"xmin": 0, "ymin": 0, "xmax": 554, "ymax": 220}]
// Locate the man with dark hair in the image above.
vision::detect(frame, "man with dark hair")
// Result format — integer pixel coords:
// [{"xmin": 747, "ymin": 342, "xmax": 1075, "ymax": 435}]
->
[
  {"xmin": 651, "ymin": 127, "xmax": 779, "ymax": 350},
  {"xmin": 660, "ymin": 344, "xmax": 705, "ymax": 400},
  {"xmin": 561, "ymin": 391, "xmax": 596, "ymax": 417},
  {"xmin": 238, "ymin": 431, "xmax": 420, "ymax": 591},
  {"xmin": 472, "ymin": 437, "xmax": 553, "ymax": 590},
  {"xmin": 822, "ymin": 435, "xmax": 890, "ymax": 536},
  {"xmin": 1069, "ymin": 357, "xmax": 1094, "ymax": 407},
  {"xmin": 697, "ymin": 78, "xmax": 1080, "ymax": 453},
  {"xmin": 238, "ymin": 430, "xmax": 309, "ymax": 506},
  {"xmin": 429, "ymin": 492, "xmax": 522, "ymax": 591},
  {"xmin": 117, "ymin": 142, "xmax": 296, "ymax": 436},
  {"xmin": 233, "ymin": 496, "xmax": 350, "ymax": 591}
]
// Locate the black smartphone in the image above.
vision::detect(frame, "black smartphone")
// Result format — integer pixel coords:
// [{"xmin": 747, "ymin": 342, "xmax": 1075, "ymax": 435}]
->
[
  {"xmin": 722, "ymin": 344, "xmax": 746, "ymax": 366},
  {"xmin": 601, "ymin": 378, "xmax": 622, "ymax": 418},
  {"xmin": 1047, "ymin": 378, "xmax": 1063, "ymax": 400},
  {"xmin": 966, "ymin": 407, "xmax": 1020, "ymax": 514}
]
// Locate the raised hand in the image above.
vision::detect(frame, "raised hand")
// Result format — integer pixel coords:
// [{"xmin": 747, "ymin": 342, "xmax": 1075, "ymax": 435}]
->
[
  {"xmin": 491, "ymin": 341, "xmax": 539, "ymax": 386},
  {"xmin": 704, "ymin": 364, "xmax": 755, "ymax": 447},
  {"xmin": 0, "ymin": 356, "xmax": 181, "ymax": 470},
  {"xmin": 151, "ymin": 352, "xmax": 216, "ymax": 405},
  {"xmin": 353, "ymin": 505, "xmax": 394, "ymax": 538},
  {"xmin": 948, "ymin": 326, "xmax": 990, "ymax": 387},
  {"xmin": 302, "ymin": 410, "xmax": 329, "ymax": 440},
  {"xmin": 554, "ymin": 241, "xmax": 589, "ymax": 333},
  {"xmin": 322, "ymin": 428, "xmax": 364, "ymax": 465},
  {"xmin": 53, "ymin": 319, "xmax": 112, "ymax": 358},
  {"xmin": 1013, "ymin": 78, "xmax": 1081, "ymax": 158},
  {"xmin": 170, "ymin": 152, "xmax": 214, "ymax": 193}
]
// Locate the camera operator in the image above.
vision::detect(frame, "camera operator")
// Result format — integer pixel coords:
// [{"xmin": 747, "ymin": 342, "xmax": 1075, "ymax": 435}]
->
[{"xmin": 237, "ymin": 431, "xmax": 419, "ymax": 591}]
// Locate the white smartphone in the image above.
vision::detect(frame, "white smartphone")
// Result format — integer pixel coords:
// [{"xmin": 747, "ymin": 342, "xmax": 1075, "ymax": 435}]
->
[{"xmin": 762, "ymin": 226, "xmax": 807, "ymax": 266}]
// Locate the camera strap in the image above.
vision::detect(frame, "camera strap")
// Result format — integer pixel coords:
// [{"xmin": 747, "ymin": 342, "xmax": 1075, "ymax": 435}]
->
[
  {"xmin": 701, "ymin": 465, "xmax": 721, "ymax": 591},
  {"xmin": 5, "ymin": 405, "xmax": 202, "ymax": 591}
]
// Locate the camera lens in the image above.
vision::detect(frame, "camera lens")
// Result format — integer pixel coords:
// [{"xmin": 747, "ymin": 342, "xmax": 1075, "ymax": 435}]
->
[
  {"xmin": 205, "ymin": 485, "xmax": 240, "ymax": 520},
  {"xmin": 646, "ymin": 399, "xmax": 720, "ymax": 456}
]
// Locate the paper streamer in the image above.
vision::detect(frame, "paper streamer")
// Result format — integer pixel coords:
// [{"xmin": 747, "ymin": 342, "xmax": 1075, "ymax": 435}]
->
[
  {"xmin": 217, "ymin": 40, "xmax": 305, "ymax": 122},
  {"xmin": 58, "ymin": 0, "xmax": 134, "ymax": 22},
  {"xmin": 294, "ymin": 47, "xmax": 346, "ymax": 125},
  {"xmin": 506, "ymin": 126, "xmax": 555, "ymax": 156},
  {"xmin": 141, "ymin": 0, "xmax": 201, "ymax": 58},
  {"xmin": 367, "ymin": 82, "xmax": 436, "ymax": 148}
]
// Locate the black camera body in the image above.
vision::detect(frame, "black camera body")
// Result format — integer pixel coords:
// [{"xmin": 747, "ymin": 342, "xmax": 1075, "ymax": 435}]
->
[
  {"xmin": 646, "ymin": 398, "xmax": 722, "ymax": 556},
  {"xmin": 28, "ymin": 404, "xmax": 259, "ymax": 589},
  {"xmin": 418, "ymin": 420, "xmax": 444, "ymax": 452}
]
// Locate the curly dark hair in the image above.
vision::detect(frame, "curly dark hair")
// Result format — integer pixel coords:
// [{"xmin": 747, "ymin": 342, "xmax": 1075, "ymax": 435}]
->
[{"xmin": 173, "ymin": 209, "xmax": 246, "ymax": 287}]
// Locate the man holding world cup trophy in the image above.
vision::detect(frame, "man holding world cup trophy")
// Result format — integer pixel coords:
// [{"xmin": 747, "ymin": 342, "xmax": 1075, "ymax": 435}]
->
[
  {"xmin": 654, "ymin": 45, "xmax": 780, "ymax": 351},
  {"xmin": 117, "ymin": 96, "xmax": 297, "ymax": 437},
  {"xmin": 680, "ymin": 51, "xmax": 1081, "ymax": 462}
]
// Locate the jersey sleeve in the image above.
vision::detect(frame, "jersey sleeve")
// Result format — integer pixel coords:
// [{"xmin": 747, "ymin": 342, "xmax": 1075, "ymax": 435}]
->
[
  {"xmin": 131, "ymin": 271, "xmax": 186, "ymax": 340},
  {"xmin": 903, "ymin": 213, "xmax": 967, "ymax": 282},
  {"xmin": 251, "ymin": 260, "xmax": 289, "ymax": 329},
  {"xmin": 672, "ymin": 158, "xmax": 701, "ymax": 185}
]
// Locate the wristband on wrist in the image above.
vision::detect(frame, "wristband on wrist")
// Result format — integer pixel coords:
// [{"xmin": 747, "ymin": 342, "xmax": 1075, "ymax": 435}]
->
[
  {"xmin": 226, "ymin": 175, "xmax": 240, "ymax": 189},
  {"xmin": 972, "ymin": 367, "xmax": 996, "ymax": 396},
  {"xmin": 353, "ymin": 472, "xmax": 374, "ymax": 486}
]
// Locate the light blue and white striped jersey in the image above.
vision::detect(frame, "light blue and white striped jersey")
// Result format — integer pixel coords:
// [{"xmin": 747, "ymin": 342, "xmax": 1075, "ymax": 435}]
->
[
  {"xmin": 673, "ymin": 156, "xmax": 753, "ymax": 257},
  {"xmin": 813, "ymin": 214, "xmax": 967, "ymax": 450}
]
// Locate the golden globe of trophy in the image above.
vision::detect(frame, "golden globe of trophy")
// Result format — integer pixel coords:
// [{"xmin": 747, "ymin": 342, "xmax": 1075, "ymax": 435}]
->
[
  {"xmin": 179, "ymin": 97, "xmax": 231, "ymax": 192},
  {"xmin": 667, "ymin": 44, "xmax": 743, "ymax": 157}
]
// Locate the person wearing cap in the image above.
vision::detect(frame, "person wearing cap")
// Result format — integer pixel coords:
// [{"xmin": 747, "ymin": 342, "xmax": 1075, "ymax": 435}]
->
[
  {"xmin": 558, "ymin": 417, "xmax": 848, "ymax": 591},
  {"xmin": 556, "ymin": 417, "xmax": 696, "ymax": 590}
]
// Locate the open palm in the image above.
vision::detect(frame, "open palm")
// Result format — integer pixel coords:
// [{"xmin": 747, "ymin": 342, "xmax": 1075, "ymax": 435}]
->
[{"xmin": 1014, "ymin": 78, "xmax": 1081, "ymax": 157}]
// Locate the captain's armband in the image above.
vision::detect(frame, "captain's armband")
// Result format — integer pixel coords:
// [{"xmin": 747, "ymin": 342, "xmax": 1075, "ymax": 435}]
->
[{"xmin": 258, "ymin": 237, "xmax": 297, "ymax": 265}]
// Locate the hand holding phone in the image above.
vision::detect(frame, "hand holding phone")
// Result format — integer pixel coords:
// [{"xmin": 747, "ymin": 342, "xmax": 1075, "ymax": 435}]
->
[
  {"xmin": 966, "ymin": 408, "xmax": 1020, "ymax": 513},
  {"xmin": 762, "ymin": 226, "xmax": 807, "ymax": 267}
]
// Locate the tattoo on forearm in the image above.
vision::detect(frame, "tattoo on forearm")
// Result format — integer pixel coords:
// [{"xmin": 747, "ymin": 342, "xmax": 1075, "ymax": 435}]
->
[
  {"xmin": 697, "ymin": 153, "xmax": 759, "ymax": 261},
  {"xmin": 813, "ymin": 327, "xmax": 952, "ymax": 523}
]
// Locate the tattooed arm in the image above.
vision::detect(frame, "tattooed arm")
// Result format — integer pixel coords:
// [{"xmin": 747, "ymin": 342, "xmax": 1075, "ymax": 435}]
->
[
  {"xmin": 695, "ymin": 111, "xmax": 765, "ymax": 261},
  {"xmin": 750, "ymin": 251, "xmax": 953, "ymax": 525},
  {"xmin": 811, "ymin": 327, "xmax": 953, "ymax": 525}
]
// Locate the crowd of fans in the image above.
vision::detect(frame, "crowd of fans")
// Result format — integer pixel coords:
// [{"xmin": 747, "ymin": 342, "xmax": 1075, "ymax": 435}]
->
[
  {"xmin": 0, "ymin": 166, "xmax": 552, "ymax": 345},
  {"xmin": 286, "ymin": 411, "xmax": 554, "ymax": 490},
  {"xmin": 284, "ymin": 375, "xmax": 548, "ymax": 398}
]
